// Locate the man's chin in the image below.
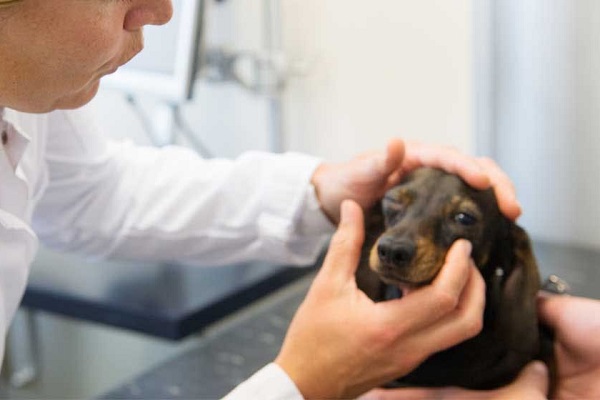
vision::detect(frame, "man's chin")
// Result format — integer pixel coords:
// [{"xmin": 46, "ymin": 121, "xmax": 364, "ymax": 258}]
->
[{"xmin": 54, "ymin": 80, "xmax": 101, "ymax": 110}]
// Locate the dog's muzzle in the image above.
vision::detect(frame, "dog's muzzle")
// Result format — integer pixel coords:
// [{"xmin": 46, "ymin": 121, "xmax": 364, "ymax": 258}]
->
[{"xmin": 377, "ymin": 235, "xmax": 416, "ymax": 268}]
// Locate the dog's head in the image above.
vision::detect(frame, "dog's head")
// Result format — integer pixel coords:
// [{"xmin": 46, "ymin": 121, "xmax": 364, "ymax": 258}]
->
[
  {"xmin": 361, "ymin": 167, "xmax": 549, "ymax": 390},
  {"xmin": 369, "ymin": 167, "xmax": 514, "ymax": 287}
]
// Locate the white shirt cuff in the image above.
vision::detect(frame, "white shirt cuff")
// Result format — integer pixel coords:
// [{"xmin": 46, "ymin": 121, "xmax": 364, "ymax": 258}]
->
[
  {"xmin": 298, "ymin": 183, "xmax": 336, "ymax": 236},
  {"xmin": 222, "ymin": 363, "xmax": 304, "ymax": 400}
]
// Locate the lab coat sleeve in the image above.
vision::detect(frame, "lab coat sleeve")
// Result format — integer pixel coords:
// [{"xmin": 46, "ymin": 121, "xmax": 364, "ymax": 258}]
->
[
  {"xmin": 32, "ymin": 108, "xmax": 334, "ymax": 266},
  {"xmin": 222, "ymin": 363, "xmax": 304, "ymax": 400},
  {"xmin": 0, "ymin": 131, "xmax": 39, "ymax": 369},
  {"xmin": 0, "ymin": 212, "xmax": 38, "ymax": 370}
]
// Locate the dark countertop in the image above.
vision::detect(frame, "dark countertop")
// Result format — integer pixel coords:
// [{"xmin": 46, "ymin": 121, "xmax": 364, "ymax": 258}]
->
[
  {"xmin": 532, "ymin": 240, "xmax": 600, "ymax": 298},
  {"xmin": 100, "ymin": 240, "xmax": 600, "ymax": 399},
  {"xmin": 100, "ymin": 275, "xmax": 313, "ymax": 400},
  {"xmin": 23, "ymin": 248, "xmax": 319, "ymax": 340}
]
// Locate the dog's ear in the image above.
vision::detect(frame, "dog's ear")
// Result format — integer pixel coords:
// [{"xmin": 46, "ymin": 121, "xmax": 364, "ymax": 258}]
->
[
  {"xmin": 355, "ymin": 202, "xmax": 387, "ymax": 301},
  {"xmin": 509, "ymin": 224, "xmax": 541, "ymax": 290},
  {"xmin": 493, "ymin": 223, "xmax": 541, "ymax": 353}
]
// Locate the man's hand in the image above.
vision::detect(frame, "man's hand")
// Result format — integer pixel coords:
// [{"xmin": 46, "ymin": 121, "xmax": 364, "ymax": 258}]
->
[
  {"xmin": 311, "ymin": 139, "xmax": 521, "ymax": 223},
  {"xmin": 359, "ymin": 361, "xmax": 549, "ymax": 400},
  {"xmin": 310, "ymin": 139, "xmax": 405, "ymax": 223},
  {"xmin": 359, "ymin": 295, "xmax": 600, "ymax": 400},
  {"xmin": 538, "ymin": 294, "xmax": 600, "ymax": 399},
  {"xmin": 275, "ymin": 200, "xmax": 485, "ymax": 399}
]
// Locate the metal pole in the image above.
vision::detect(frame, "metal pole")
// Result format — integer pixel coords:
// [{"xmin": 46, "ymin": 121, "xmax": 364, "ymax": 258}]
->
[{"xmin": 263, "ymin": 0, "xmax": 284, "ymax": 153}]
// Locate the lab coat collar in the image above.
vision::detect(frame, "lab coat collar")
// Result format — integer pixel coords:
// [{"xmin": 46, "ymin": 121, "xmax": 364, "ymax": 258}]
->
[{"xmin": 1, "ymin": 107, "xmax": 32, "ymax": 169}]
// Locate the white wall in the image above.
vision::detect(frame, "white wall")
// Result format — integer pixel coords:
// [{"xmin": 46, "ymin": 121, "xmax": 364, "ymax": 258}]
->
[
  {"xmin": 280, "ymin": 0, "xmax": 474, "ymax": 160},
  {"xmin": 94, "ymin": 0, "xmax": 474, "ymax": 160},
  {"xmin": 493, "ymin": 0, "xmax": 600, "ymax": 249}
]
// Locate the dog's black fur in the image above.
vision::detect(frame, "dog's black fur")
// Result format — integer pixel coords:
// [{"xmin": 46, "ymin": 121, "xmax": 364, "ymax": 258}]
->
[{"xmin": 356, "ymin": 167, "xmax": 554, "ymax": 390}]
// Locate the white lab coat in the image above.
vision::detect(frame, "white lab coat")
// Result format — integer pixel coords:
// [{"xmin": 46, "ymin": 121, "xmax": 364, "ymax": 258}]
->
[{"xmin": 0, "ymin": 105, "xmax": 335, "ymax": 399}]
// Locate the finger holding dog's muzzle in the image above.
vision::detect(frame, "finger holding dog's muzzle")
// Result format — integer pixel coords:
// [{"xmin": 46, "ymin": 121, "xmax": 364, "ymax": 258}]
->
[
  {"xmin": 317, "ymin": 200, "xmax": 365, "ymax": 286},
  {"xmin": 375, "ymin": 240, "xmax": 477, "ymax": 331}
]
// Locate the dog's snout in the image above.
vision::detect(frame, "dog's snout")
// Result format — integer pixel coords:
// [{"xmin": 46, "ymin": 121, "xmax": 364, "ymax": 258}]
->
[{"xmin": 377, "ymin": 236, "xmax": 416, "ymax": 267}]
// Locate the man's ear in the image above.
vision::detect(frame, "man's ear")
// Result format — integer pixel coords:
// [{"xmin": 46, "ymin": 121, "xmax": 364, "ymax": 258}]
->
[{"xmin": 355, "ymin": 201, "xmax": 386, "ymax": 301}]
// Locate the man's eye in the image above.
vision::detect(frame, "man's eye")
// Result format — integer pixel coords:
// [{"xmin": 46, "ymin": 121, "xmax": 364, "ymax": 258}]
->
[{"xmin": 454, "ymin": 212, "xmax": 478, "ymax": 226}]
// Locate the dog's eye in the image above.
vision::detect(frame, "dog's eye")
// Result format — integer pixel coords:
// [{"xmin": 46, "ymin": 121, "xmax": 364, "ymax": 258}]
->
[
  {"xmin": 454, "ymin": 212, "xmax": 478, "ymax": 226},
  {"xmin": 387, "ymin": 202, "xmax": 405, "ymax": 214},
  {"xmin": 382, "ymin": 198, "xmax": 406, "ymax": 223}
]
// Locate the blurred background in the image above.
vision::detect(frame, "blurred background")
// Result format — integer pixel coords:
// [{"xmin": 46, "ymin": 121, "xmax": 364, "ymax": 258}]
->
[
  {"xmin": 95, "ymin": 0, "xmax": 600, "ymax": 250},
  {"xmin": 4, "ymin": 0, "xmax": 599, "ymax": 398}
]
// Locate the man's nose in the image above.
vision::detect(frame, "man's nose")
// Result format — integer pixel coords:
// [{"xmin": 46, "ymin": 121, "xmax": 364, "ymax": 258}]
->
[
  {"xmin": 124, "ymin": 0, "xmax": 174, "ymax": 31},
  {"xmin": 147, "ymin": 0, "xmax": 173, "ymax": 26}
]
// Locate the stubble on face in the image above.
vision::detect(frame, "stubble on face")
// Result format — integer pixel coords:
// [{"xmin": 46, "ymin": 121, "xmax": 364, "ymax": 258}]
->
[
  {"xmin": 0, "ymin": 0, "xmax": 146, "ymax": 112},
  {"xmin": 54, "ymin": 28, "xmax": 145, "ymax": 110}
]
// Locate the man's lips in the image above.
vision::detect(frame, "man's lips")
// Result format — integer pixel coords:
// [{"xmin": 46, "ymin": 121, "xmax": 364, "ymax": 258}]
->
[
  {"xmin": 104, "ymin": 48, "xmax": 141, "ymax": 76},
  {"xmin": 106, "ymin": 65, "xmax": 119, "ymax": 75}
]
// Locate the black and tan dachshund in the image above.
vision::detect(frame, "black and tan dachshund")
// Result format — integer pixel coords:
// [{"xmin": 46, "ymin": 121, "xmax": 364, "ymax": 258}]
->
[{"xmin": 356, "ymin": 167, "xmax": 554, "ymax": 390}]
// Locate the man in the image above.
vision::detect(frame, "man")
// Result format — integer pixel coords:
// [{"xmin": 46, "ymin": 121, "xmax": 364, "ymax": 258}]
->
[{"xmin": 1, "ymin": 1, "xmax": 597, "ymax": 399}]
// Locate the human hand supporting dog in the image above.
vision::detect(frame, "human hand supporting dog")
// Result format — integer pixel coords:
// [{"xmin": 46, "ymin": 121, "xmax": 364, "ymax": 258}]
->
[
  {"xmin": 311, "ymin": 139, "xmax": 521, "ymax": 224},
  {"xmin": 359, "ymin": 295, "xmax": 600, "ymax": 400},
  {"xmin": 538, "ymin": 294, "xmax": 600, "ymax": 399},
  {"xmin": 274, "ymin": 200, "xmax": 485, "ymax": 400},
  {"xmin": 358, "ymin": 361, "xmax": 549, "ymax": 400}
]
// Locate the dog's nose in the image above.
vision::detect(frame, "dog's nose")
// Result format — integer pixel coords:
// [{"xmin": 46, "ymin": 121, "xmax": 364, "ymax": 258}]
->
[{"xmin": 377, "ymin": 236, "xmax": 416, "ymax": 266}]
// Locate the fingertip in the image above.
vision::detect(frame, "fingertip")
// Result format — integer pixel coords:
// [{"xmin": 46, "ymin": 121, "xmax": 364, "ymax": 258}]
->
[
  {"xmin": 456, "ymin": 158, "xmax": 491, "ymax": 190},
  {"xmin": 339, "ymin": 200, "xmax": 366, "ymax": 245},
  {"xmin": 433, "ymin": 240, "xmax": 473, "ymax": 291},
  {"xmin": 522, "ymin": 361, "xmax": 549, "ymax": 390},
  {"xmin": 536, "ymin": 293, "xmax": 563, "ymax": 325},
  {"xmin": 532, "ymin": 360, "xmax": 549, "ymax": 375},
  {"xmin": 356, "ymin": 389, "xmax": 383, "ymax": 400},
  {"xmin": 525, "ymin": 360, "xmax": 548, "ymax": 377},
  {"xmin": 439, "ymin": 240, "xmax": 472, "ymax": 275},
  {"xmin": 470, "ymin": 260, "xmax": 485, "ymax": 286},
  {"xmin": 499, "ymin": 197, "xmax": 522, "ymax": 221},
  {"xmin": 385, "ymin": 170, "xmax": 402, "ymax": 189},
  {"xmin": 383, "ymin": 138, "xmax": 406, "ymax": 173},
  {"xmin": 340, "ymin": 199, "xmax": 350, "ymax": 222},
  {"xmin": 321, "ymin": 200, "xmax": 366, "ymax": 282},
  {"xmin": 340, "ymin": 199, "xmax": 363, "ymax": 225},
  {"xmin": 388, "ymin": 138, "xmax": 406, "ymax": 157},
  {"xmin": 452, "ymin": 239, "xmax": 473, "ymax": 258},
  {"xmin": 511, "ymin": 201, "xmax": 523, "ymax": 220},
  {"xmin": 468, "ymin": 169, "xmax": 492, "ymax": 190}
]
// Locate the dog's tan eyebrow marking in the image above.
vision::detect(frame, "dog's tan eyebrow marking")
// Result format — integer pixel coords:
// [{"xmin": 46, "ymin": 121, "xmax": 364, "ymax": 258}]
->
[
  {"xmin": 384, "ymin": 188, "xmax": 414, "ymax": 204},
  {"xmin": 445, "ymin": 196, "xmax": 483, "ymax": 218}
]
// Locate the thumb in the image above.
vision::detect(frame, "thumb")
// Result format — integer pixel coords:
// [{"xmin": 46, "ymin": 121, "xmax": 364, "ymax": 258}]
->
[
  {"xmin": 513, "ymin": 361, "xmax": 549, "ymax": 396},
  {"xmin": 319, "ymin": 200, "xmax": 365, "ymax": 283},
  {"xmin": 381, "ymin": 138, "xmax": 405, "ymax": 175}
]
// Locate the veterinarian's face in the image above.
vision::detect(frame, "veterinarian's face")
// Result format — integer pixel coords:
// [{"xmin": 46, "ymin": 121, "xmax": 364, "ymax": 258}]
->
[
  {"xmin": 0, "ymin": 0, "xmax": 172, "ymax": 113},
  {"xmin": 370, "ymin": 168, "xmax": 501, "ymax": 286}
]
